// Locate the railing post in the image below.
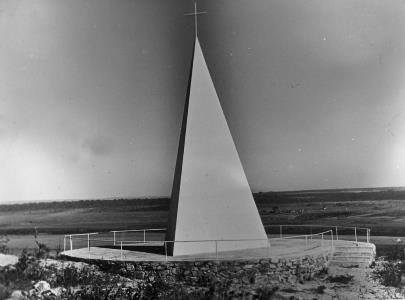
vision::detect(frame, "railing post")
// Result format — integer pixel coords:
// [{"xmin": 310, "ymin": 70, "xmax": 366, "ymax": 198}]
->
[
  {"xmin": 143, "ymin": 230, "xmax": 146, "ymax": 243},
  {"xmin": 165, "ymin": 242, "xmax": 168, "ymax": 262},
  {"xmin": 215, "ymin": 240, "xmax": 218, "ymax": 260},
  {"xmin": 113, "ymin": 232, "xmax": 116, "ymax": 246},
  {"xmin": 330, "ymin": 230, "xmax": 334, "ymax": 251},
  {"xmin": 267, "ymin": 239, "xmax": 271, "ymax": 256},
  {"xmin": 120, "ymin": 241, "xmax": 123, "ymax": 260},
  {"xmin": 63, "ymin": 236, "xmax": 66, "ymax": 252},
  {"xmin": 280, "ymin": 225, "xmax": 283, "ymax": 238},
  {"xmin": 70, "ymin": 235, "xmax": 73, "ymax": 254},
  {"xmin": 335, "ymin": 226, "xmax": 339, "ymax": 241},
  {"xmin": 321, "ymin": 233, "xmax": 324, "ymax": 247},
  {"xmin": 367, "ymin": 229, "xmax": 370, "ymax": 243},
  {"xmin": 355, "ymin": 227, "xmax": 357, "ymax": 243},
  {"xmin": 87, "ymin": 234, "xmax": 90, "ymax": 251}
]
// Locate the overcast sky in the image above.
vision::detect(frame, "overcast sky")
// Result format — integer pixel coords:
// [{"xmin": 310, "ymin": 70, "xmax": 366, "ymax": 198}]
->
[{"xmin": 1, "ymin": 0, "xmax": 404, "ymax": 203}]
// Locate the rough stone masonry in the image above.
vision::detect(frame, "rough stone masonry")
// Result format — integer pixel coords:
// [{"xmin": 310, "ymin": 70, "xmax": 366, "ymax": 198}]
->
[{"xmin": 91, "ymin": 254, "xmax": 329, "ymax": 286}]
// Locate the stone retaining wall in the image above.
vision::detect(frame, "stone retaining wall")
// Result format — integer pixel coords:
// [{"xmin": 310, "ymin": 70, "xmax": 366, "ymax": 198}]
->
[{"xmin": 93, "ymin": 254, "xmax": 330, "ymax": 286}]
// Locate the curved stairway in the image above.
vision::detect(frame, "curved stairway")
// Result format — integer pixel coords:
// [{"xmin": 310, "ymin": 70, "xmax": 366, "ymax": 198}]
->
[{"xmin": 328, "ymin": 241, "xmax": 376, "ymax": 268}]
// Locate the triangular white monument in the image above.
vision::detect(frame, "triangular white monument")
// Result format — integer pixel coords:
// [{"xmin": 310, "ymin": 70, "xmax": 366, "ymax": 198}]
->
[{"xmin": 166, "ymin": 9, "xmax": 267, "ymax": 256}]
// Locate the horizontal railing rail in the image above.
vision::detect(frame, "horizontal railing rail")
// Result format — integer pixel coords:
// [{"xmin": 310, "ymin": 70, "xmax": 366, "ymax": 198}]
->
[
  {"xmin": 64, "ymin": 232, "xmax": 99, "ymax": 237},
  {"xmin": 64, "ymin": 230, "xmax": 334, "ymax": 244},
  {"xmin": 110, "ymin": 228, "xmax": 166, "ymax": 233},
  {"xmin": 62, "ymin": 225, "xmax": 371, "ymax": 261},
  {"xmin": 63, "ymin": 229, "xmax": 335, "ymax": 261},
  {"xmin": 110, "ymin": 228, "xmax": 166, "ymax": 246},
  {"xmin": 264, "ymin": 224, "xmax": 370, "ymax": 243},
  {"xmin": 264, "ymin": 224, "xmax": 370, "ymax": 230},
  {"xmin": 63, "ymin": 232, "xmax": 99, "ymax": 253}
]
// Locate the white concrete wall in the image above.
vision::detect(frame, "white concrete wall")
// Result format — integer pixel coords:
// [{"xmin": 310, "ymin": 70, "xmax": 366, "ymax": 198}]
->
[{"xmin": 172, "ymin": 38, "xmax": 267, "ymax": 256}]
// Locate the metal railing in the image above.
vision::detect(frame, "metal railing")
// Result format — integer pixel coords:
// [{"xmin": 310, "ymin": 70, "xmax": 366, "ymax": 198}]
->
[
  {"xmin": 110, "ymin": 228, "xmax": 166, "ymax": 246},
  {"xmin": 63, "ymin": 228, "xmax": 166, "ymax": 253},
  {"xmin": 264, "ymin": 225, "xmax": 370, "ymax": 243},
  {"xmin": 62, "ymin": 224, "xmax": 371, "ymax": 261},
  {"xmin": 63, "ymin": 232, "xmax": 98, "ymax": 253},
  {"xmin": 63, "ymin": 229, "xmax": 335, "ymax": 261}
]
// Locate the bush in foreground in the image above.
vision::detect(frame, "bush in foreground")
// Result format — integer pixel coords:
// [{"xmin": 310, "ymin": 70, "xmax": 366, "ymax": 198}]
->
[
  {"xmin": 372, "ymin": 258, "xmax": 404, "ymax": 287},
  {"xmin": 0, "ymin": 235, "xmax": 9, "ymax": 254},
  {"xmin": 328, "ymin": 274, "xmax": 354, "ymax": 284}
]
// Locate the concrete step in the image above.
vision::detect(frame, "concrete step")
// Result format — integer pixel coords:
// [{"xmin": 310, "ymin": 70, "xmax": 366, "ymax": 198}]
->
[
  {"xmin": 328, "ymin": 242, "xmax": 376, "ymax": 269},
  {"xmin": 333, "ymin": 252, "xmax": 374, "ymax": 257},
  {"xmin": 334, "ymin": 249, "xmax": 374, "ymax": 254},
  {"xmin": 329, "ymin": 256, "xmax": 371, "ymax": 262},
  {"xmin": 328, "ymin": 260, "xmax": 371, "ymax": 268},
  {"xmin": 334, "ymin": 246, "xmax": 374, "ymax": 252},
  {"xmin": 332, "ymin": 253, "xmax": 372, "ymax": 258},
  {"xmin": 333, "ymin": 249, "xmax": 373, "ymax": 253}
]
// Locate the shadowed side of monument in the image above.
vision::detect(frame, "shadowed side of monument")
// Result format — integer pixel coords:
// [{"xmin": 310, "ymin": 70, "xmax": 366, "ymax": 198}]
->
[
  {"xmin": 165, "ymin": 41, "xmax": 195, "ymax": 256},
  {"xmin": 165, "ymin": 31, "xmax": 268, "ymax": 256}
]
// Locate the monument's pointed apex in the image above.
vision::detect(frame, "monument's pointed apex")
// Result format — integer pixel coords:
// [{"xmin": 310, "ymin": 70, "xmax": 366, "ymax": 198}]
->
[{"xmin": 166, "ymin": 38, "xmax": 267, "ymax": 256}]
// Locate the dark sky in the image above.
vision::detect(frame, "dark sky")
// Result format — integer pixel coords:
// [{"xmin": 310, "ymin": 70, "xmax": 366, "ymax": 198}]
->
[{"xmin": 1, "ymin": 0, "xmax": 404, "ymax": 203}]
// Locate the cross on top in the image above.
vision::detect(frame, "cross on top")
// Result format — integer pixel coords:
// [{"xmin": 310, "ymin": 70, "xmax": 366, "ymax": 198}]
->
[{"xmin": 184, "ymin": 2, "xmax": 206, "ymax": 37}]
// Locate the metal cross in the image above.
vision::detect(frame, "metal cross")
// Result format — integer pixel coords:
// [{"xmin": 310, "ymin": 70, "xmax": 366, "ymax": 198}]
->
[{"xmin": 184, "ymin": 2, "xmax": 206, "ymax": 37}]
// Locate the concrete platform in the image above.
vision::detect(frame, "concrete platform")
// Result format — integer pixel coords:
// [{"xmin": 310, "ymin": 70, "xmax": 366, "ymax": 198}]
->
[{"xmin": 61, "ymin": 239, "xmax": 368, "ymax": 262}]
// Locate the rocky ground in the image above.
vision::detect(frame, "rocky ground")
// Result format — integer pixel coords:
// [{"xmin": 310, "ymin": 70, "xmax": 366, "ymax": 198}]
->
[
  {"xmin": 272, "ymin": 264, "xmax": 405, "ymax": 300},
  {"xmin": 0, "ymin": 254, "xmax": 18, "ymax": 267},
  {"xmin": 1, "ymin": 255, "xmax": 405, "ymax": 299}
]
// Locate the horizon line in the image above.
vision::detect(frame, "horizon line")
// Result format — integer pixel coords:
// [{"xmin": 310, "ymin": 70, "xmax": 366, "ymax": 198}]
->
[{"xmin": 1, "ymin": 185, "xmax": 404, "ymax": 205}]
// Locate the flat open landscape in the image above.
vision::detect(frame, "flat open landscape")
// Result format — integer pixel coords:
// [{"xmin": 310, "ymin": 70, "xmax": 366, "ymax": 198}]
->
[{"xmin": 2, "ymin": 187, "xmax": 405, "ymax": 255}]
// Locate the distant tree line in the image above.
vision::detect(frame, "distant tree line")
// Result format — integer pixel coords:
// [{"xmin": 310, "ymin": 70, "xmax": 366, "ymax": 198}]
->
[
  {"xmin": 253, "ymin": 189, "xmax": 405, "ymax": 205},
  {"xmin": 0, "ymin": 198, "xmax": 170, "ymax": 212},
  {"xmin": 2, "ymin": 187, "xmax": 404, "ymax": 212}
]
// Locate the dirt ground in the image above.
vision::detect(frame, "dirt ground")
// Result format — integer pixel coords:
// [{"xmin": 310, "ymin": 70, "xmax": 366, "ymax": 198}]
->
[{"xmin": 272, "ymin": 265, "xmax": 405, "ymax": 300}]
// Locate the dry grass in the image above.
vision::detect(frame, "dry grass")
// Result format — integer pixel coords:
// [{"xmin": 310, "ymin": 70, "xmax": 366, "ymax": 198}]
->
[{"xmin": 2, "ymin": 187, "xmax": 405, "ymax": 254}]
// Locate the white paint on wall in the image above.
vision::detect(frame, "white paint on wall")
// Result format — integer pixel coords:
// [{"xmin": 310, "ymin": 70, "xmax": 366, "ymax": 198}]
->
[{"xmin": 172, "ymin": 38, "xmax": 267, "ymax": 256}]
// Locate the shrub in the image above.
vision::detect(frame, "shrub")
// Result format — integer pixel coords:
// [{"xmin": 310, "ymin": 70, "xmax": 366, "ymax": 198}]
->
[
  {"xmin": 247, "ymin": 269, "xmax": 257, "ymax": 284},
  {"xmin": 328, "ymin": 274, "xmax": 354, "ymax": 284},
  {"xmin": 57, "ymin": 264, "xmax": 82, "ymax": 288},
  {"xmin": 255, "ymin": 286, "xmax": 279, "ymax": 299},
  {"xmin": 0, "ymin": 283, "xmax": 10, "ymax": 300},
  {"xmin": 24, "ymin": 260, "xmax": 53, "ymax": 281},
  {"xmin": 35, "ymin": 241, "xmax": 50, "ymax": 259},
  {"xmin": 316, "ymin": 285, "xmax": 326, "ymax": 294},
  {"xmin": 16, "ymin": 249, "xmax": 33, "ymax": 273},
  {"xmin": 0, "ymin": 236, "xmax": 9, "ymax": 254},
  {"xmin": 390, "ymin": 244, "xmax": 405, "ymax": 260},
  {"xmin": 281, "ymin": 287, "xmax": 297, "ymax": 293},
  {"xmin": 373, "ymin": 260, "xmax": 402, "ymax": 287},
  {"xmin": 53, "ymin": 242, "xmax": 63, "ymax": 258}
]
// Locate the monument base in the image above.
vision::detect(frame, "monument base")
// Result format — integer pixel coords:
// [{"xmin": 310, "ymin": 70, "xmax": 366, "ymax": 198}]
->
[{"xmin": 171, "ymin": 239, "xmax": 269, "ymax": 257}]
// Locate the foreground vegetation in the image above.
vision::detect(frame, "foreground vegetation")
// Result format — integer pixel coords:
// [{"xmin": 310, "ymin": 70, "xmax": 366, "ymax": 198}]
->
[
  {"xmin": 0, "ymin": 243, "xmax": 307, "ymax": 299},
  {"xmin": 2, "ymin": 242, "xmax": 405, "ymax": 299}
]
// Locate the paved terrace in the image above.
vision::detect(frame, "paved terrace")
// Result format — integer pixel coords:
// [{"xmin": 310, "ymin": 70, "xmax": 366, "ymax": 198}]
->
[{"xmin": 61, "ymin": 239, "xmax": 369, "ymax": 262}]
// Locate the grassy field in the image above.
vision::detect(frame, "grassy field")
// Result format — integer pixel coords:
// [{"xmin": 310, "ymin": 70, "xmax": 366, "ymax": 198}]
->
[
  {"xmin": 256, "ymin": 187, "xmax": 405, "ymax": 236},
  {"xmin": 1, "ymin": 187, "xmax": 405, "ymax": 236},
  {"xmin": 2, "ymin": 187, "xmax": 405, "ymax": 256},
  {"xmin": 0, "ymin": 198, "xmax": 169, "ymax": 235}
]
